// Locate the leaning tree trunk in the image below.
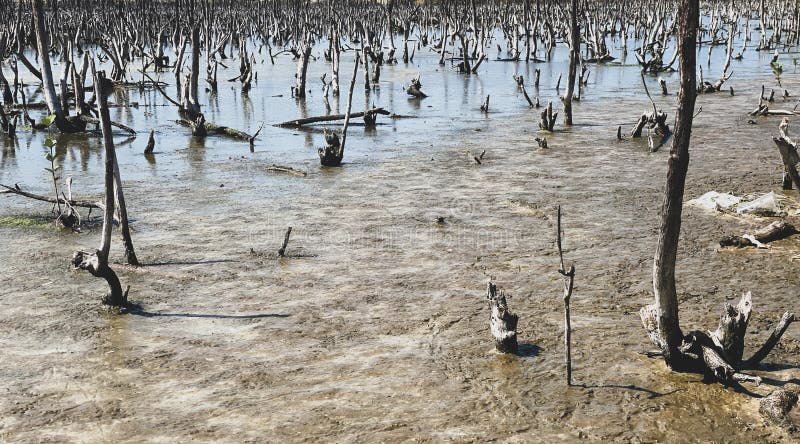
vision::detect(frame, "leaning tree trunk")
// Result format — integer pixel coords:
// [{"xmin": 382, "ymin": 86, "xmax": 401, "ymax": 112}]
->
[
  {"xmin": 564, "ymin": 0, "xmax": 579, "ymax": 125},
  {"xmin": 72, "ymin": 62, "xmax": 126, "ymax": 307},
  {"xmin": 649, "ymin": 0, "xmax": 699, "ymax": 368},
  {"xmin": 111, "ymin": 148, "xmax": 139, "ymax": 266}
]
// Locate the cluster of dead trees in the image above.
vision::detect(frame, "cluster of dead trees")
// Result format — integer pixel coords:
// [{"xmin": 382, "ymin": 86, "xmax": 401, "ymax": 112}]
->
[
  {"xmin": 483, "ymin": 0, "xmax": 799, "ymax": 403},
  {"xmin": 0, "ymin": 1, "xmax": 799, "ymax": 416}
]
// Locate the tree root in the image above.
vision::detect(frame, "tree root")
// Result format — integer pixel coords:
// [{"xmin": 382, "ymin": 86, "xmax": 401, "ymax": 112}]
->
[
  {"xmin": 72, "ymin": 250, "xmax": 127, "ymax": 307},
  {"xmin": 641, "ymin": 293, "xmax": 796, "ymax": 385}
]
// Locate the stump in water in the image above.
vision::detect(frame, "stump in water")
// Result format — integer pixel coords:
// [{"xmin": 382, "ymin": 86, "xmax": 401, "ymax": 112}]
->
[
  {"xmin": 659, "ymin": 78, "xmax": 668, "ymax": 95},
  {"xmin": 539, "ymin": 101, "xmax": 557, "ymax": 131},
  {"xmin": 319, "ymin": 128, "xmax": 343, "ymax": 166},
  {"xmin": 406, "ymin": 76, "xmax": 427, "ymax": 98},
  {"xmin": 278, "ymin": 227, "xmax": 292, "ymax": 257},
  {"xmin": 487, "ymin": 282, "xmax": 518, "ymax": 354},
  {"xmin": 144, "ymin": 129, "xmax": 155, "ymax": 154},
  {"xmin": 319, "ymin": 53, "xmax": 360, "ymax": 166}
]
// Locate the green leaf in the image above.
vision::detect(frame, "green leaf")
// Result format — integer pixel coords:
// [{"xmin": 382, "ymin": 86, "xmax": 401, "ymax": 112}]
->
[
  {"xmin": 44, "ymin": 168, "xmax": 54, "ymax": 173},
  {"xmin": 41, "ymin": 114, "xmax": 56, "ymax": 127},
  {"xmin": 45, "ymin": 153, "xmax": 53, "ymax": 161},
  {"xmin": 44, "ymin": 137, "xmax": 56, "ymax": 148}
]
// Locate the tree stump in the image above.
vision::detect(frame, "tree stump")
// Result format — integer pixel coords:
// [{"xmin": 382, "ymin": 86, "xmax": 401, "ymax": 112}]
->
[{"xmin": 487, "ymin": 282, "xmax": 519, "ymax": 354}]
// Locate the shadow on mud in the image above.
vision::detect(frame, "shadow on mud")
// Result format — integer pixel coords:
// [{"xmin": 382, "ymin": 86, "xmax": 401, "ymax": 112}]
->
[
  {"xmin": 127, "ymin": 310, "xmax": 289, "ymax": 319},
  {"xmin": 575, "ymin": 383, "xmax": 681, "ymax": 399},
  {"xmin": 517, "ymin": 343, "xmax": 541, "ymax": 357},
  {"xmin": 140, "ymin": 259, "xmax": 237, "ymax": 266}
]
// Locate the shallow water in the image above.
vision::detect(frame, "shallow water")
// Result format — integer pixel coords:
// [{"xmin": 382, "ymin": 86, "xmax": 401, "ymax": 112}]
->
[{"xmin": 2, "ymin": 26, "xmax": 800, "ymax": 442}]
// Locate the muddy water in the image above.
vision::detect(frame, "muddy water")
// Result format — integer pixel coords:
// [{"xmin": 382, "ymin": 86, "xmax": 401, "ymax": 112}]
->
[{"xmin": 2, "ymin": 30, "xmax": 800, "ymax": 442}]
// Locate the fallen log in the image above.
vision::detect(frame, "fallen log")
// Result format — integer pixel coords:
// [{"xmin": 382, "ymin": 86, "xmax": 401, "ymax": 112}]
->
[
  {"xmin": 177, "ymin": 119, "xmax": 263, "ymax": 144},
  {"xmin": 720, "ymin": 220, "xmax": 797, "ymax": 248},
  {"xmin": 79, "ymin": 115, "xmax": 137, "ymax": 136},
  {"xmin": 265, "ymin": 164, "xmax": 307, "ymax": 177},
  {"xmin": 1, "ymin": 183, "xmax": 102, "ymax": 209},
  {"xmin": 274, "ymin": 107, "xmax": 390, "ymax": 128}
]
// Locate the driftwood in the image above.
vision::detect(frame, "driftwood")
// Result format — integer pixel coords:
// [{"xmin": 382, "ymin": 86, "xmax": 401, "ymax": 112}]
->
[
  {"xmin": 1, "ymin": 183, "xmax": 102, "ymax": 209},
  {"xmin": 275, "ymin": 107, "xmax": 390, "ymax": 128},
  {"xmin": 265, "ymin": 164, "xmax": 307, "ymax": 177},
  {"xmin": 487, "ymin": 282, "xmax": 518, "ymax": 354},
  {"xmin": 176, "ymin": 119, "xmax": 263, "ymax": 145},
  {"xmin": 79, "ymin": 115, "xmax": 137, "ymax": 136},
  {"xmin": 720, "ymin": 220, "xmax": 797, "ymax": 248}
]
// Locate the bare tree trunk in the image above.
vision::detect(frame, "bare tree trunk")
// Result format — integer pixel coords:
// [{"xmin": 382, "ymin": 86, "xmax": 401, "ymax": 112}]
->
[
  {"xmin": 32, "ymin": 0, "xmax": 75, "ymax": 132},
  {"xmin": 651, "ymin": 0, "xmax": 699, "ymax": 366},
  {"xmin": 72, "ymin": 62, "xmax": 126, "ymax": 307},
  {"xmin": 295, "ymin": 35, "xmax": 311, "ymax": 99},
  {"xmin": 183, "ymin": 26, "xmax": 202, "ymax": 116},
  {"xmin": 112, "ymin": 152, "xmax": 139, "ymax": 266},
  {"xmin": 564, "ymin": 0, "xmax": 579, "ymax": 125},
  {"xmin": 331, "ymin": 29, "xmax": 341, "ymax": 96}
]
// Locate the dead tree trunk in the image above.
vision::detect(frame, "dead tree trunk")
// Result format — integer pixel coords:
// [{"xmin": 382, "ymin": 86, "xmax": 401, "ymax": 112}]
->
[
  {"xmin": 72, "ymin": 62, "xmax": 126, "ymax": 307},
  {"xmin": 487, "ymin": 282, "xmax": 518, "ymax": 354},
  {"xmin": 564, "ymin": 0, "xmax": 579, "ymax": 125},
  {"xmin": 112, "ymin": 146, "xmax": 139, "ymax": 266},
  {"xmin": 294, "ymin": 35, "xmax": 312, "ymax": 99},
  {"xmin": 181, "ymin": 26, "xmax": 202, "ymax": 117},
  {"xmin": 639, "ymin": 0, "xmax": 795, "ymax": 385},
  {"xmin": 319, "ymin": 53, "xmax": 359, "ymax": 166},
  {"xmin": 32, "ymin": 0, "xmax": 79, "ymax": 132},
  {"xmin": 647, "ymin": 0, "xmax": 699, "ymax": 367},
  {"xmin": 773, "ymin": 123, "xmax": 800, "ymax": 190},
  {"xmin": 539, "ymin": 101, "xmax": 557, "ymax": 131}
]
